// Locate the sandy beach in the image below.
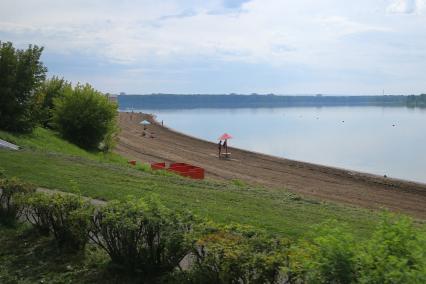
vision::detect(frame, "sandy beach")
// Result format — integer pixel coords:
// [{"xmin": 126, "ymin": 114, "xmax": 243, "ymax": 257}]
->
[{"xmin": 115, "ymin": 112, "xmax": 426, "ymax": 219}]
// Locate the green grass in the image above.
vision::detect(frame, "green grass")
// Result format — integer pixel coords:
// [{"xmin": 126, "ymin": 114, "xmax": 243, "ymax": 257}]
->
[
  {"xmin": 0, "ymin": 127, "xmax": 381, "ymax": 239},
  {"xmin": 0, "ymin": 127, "xmax": 127, "ymax": 164}
]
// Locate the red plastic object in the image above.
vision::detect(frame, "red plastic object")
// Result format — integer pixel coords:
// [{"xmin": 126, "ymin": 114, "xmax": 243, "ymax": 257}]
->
[
  {"xmin": 170, "ymin": 163, "xmax": 187, "ymax": 168},
  {"xmin": 128, "ymin": 160, "xmax": 137, "ymax": 166},
  {"xmin": 151, "ymin": 162, "xmax": 166, "ymax": 170},
  {"xmin": 188, "ymin": 168, "xmax": 204, "ymax": 179},
  {"xmin": 151, "ymin": 162, "xmax": 204, "ymax": 179}
]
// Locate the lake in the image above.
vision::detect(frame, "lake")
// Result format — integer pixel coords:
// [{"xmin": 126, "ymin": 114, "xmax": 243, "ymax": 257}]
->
[{"xmin": 129, "ymin": 107, "xmax": 426, "ymax": 184}]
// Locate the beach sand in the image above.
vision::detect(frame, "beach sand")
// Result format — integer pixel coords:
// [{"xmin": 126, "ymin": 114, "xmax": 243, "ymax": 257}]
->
[{"xmin": 115, "ymin": 112, "xmax": 426, "ymax": 219}]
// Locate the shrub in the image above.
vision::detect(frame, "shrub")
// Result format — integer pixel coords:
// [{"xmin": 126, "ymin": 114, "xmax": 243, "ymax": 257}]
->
[
  {"xmin": 0, "ymin": 167, "xmax": 5, "ymax": 178},
  {"xmin": 301, "ymin": 221, "xmax": 357, "ymax": 284},
  {"xmin": 0, "ymin": 177, "xmax": 36, "ymax": 225},
  {"xmin": 189, "ymin": 224, "xmax": 288, "ymax": 283},
  {"xmin": 52, "ymin": 83, "xmax": 118, "ymax": 150},
  {"xmin": 0, "ymin": 41, "xmax": 47, "ymax": 132},
  {"xmin": 90, "ymin": 198, "xmax": 194, "ymax": 277},
  {"xmin": 20, "ymin": 192, "xmax": 52, "ymax": 235},
  {"xmin": 22, "ymin": 192, "xmax": 93, "ymax": 250},
  {"xmin": 357, "ymin": 214, "xmax": 426, "ymax": 284},
  {"xmin": 293, "ymin": 215, "xmax": 426, "ymax": 284}
]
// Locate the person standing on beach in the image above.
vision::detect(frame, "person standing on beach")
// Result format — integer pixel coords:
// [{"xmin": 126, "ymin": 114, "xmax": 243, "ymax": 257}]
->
[
  {"xmin": 223, "ymin": 139, "xmax": 228, "ymax": 153},
  {"xmin": 218, "ymin": 140, "xmax": 222, "ymax": 158}
]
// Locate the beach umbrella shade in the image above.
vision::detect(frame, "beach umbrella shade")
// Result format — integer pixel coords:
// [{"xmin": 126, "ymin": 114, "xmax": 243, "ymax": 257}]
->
[
  {"xmin": 140, "ymin": 120, "xmax": 151, "ymax": 125},
  {"xmin": 219, "ymin": 133, "xmax": 232, "ymax": 140}
]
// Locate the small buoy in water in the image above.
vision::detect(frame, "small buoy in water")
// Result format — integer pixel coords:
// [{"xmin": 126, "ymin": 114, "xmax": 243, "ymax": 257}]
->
[
  {"xmin": 342, "ymin": 120, "xmax": 345, "ymax": 123},
  {"xmin": 392, "ymin": 124, "xmax": 395, "ymax": 127}
]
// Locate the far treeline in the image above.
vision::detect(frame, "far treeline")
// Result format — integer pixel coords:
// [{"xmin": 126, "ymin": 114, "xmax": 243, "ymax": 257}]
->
[{"xmin": 119, "ymin": 94, "xmax": 426, "ymax": 109}]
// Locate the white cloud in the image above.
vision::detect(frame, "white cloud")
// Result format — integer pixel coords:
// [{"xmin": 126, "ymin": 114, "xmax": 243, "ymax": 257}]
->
[
  {"xmin": 0, "ymin": 0, "xmax": 393, "ymax": 65},
  {"xmin": 387, "ymin": 0, "xmax": 426, "ymax": 14},
  {"xmin": 1, "ymin": 0, "xmax": 426, "ymax": 93}
]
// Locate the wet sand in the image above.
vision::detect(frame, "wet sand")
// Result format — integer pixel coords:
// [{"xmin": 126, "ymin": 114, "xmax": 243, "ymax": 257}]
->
[{"xmin": 115, "ymin": 112, "xmax": 426, "ymax": 219}]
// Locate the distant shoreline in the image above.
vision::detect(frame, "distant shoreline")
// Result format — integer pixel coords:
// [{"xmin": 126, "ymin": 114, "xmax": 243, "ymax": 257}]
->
[{"xmin": 118, "ymin": 94, "xmax": 426, "ymax": 109}]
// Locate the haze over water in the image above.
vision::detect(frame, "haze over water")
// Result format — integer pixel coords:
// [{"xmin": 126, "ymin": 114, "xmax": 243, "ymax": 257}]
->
[{"xmin": 133, "ymin": 106, "xmax": 426, "ymax": 184}]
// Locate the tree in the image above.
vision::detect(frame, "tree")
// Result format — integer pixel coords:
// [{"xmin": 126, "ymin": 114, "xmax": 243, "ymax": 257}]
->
[
  {"xmin": 35, "ymin": 76, "xmax": 72, "ymax": 127},
  {"xmin": 52, "ymin": 83, "xmax": 118, "ymax": 150},
  {"xmin": 0, "ymin": 41, "xmax": 47, "ymax": 132}
]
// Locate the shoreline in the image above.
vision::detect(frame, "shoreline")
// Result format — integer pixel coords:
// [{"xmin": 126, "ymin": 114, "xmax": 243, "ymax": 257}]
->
[
  {"xmin": 144, "ymin": 111, "xmax": 426, "ymax": 187},
  {"xmin": 116, "ymin": 112, "xmax": 426, "ymax": 219}
]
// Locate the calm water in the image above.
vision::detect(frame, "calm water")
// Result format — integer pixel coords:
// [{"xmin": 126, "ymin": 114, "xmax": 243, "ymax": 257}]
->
[{"xmin": 131, "ymin": 107, "xmax": 426, "ymax": 184}]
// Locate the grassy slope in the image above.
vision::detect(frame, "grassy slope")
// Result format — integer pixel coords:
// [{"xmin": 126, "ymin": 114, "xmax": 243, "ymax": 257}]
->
[{"xmin": 0, "ymin": 128, "xmax": 380, "ymax": 238}]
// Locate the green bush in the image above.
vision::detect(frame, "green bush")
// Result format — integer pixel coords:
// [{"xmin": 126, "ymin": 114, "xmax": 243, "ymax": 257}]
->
[
  {"xmin": 20, "ymin": 192, "xmax": 53, "ymax": 235},
  {"xmin": 22, "ymin": 192, "xmax": 93, "ymax": 250},
  {"xmin": 52, "ymin": 83, "xmax": 118, "ymax": 150},
  {"xmin": 357, "ymin": 214, "xmax": 426, "ymax": 284},
  {"xmin": 301, "ymin": 221, "xmax": 357, "ymax": 284},
  {"xmin": 0, "ymin": 177, "xmax": 36, "ymax": 225},
  {"xmin": 34, "ymin": 76, "xmax": 72, "ymax": 128},
  {"xmin": 292, "ymin": 215, "xmax": 426, "ymax": 284},
  {"xmin": 90, "ymin": 198, "xmax": 194, "ymax": 277},
  {"xmin": 0, "ymin": 167, "xmax": 6, "ymax": 178},
  {"xmin": 0, "ymin": 41, "xmax": 47, "ymax": 133},
  {"xmin": 189, "ymin": 224, "xmax": 288, "ymax": 284},
  {"xmin": 47, "ymin": 194, "xmax": 93, "ymax": 250}
]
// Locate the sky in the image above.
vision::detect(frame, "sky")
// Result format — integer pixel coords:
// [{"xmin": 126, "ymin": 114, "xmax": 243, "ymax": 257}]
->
[{"xmin": 1, "ymin": 0, "xmax": 425, "ymax": 95}]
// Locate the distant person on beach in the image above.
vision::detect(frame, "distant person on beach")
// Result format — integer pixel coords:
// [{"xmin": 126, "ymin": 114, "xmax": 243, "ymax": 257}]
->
[
  {"xmin": 223, "ymin": 139, "xmax": 228, "ymax": 153},
  {"xmin": 218, "ymin": 140, "xmax": 222, "ymax": 158}
]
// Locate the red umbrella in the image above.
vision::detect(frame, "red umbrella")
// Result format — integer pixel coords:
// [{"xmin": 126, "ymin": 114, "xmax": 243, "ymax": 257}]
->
[{"xmin": 218, "ymin": 133, "xmax": 232, "ymax": 140}]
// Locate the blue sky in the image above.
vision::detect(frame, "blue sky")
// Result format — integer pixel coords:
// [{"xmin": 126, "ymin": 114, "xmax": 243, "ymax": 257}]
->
[{"xmin": 1, "ymin": 0, "xmax": 425, "ymax": 95}]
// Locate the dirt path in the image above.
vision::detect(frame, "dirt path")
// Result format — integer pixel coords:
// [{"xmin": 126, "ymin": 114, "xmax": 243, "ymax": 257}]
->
[{"xmin": 115, "ymin": 112, "xmax": 426, "ymax": 219}]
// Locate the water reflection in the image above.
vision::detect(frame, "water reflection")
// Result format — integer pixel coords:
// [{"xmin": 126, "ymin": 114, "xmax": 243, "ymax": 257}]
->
[{"xmin": 131, "ymin": 107, "xmax": 426, "ymax": 184}]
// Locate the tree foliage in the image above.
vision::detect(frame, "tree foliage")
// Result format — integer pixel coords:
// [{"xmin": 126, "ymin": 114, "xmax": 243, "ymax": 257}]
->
[
  {"xmin": 35, "ymin": 76, "xmax": 72, "ymax": 127},
  {"xmin": 52, "ymin": 83, "xmax": 118, "ymax": 150},
  {"xmin": 407, "ymin": 94, "xmax": 426, "ymax": 108},
  {"xmin": 0, "ymin": 41, "xmax": 47, "ymax": 132}
]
